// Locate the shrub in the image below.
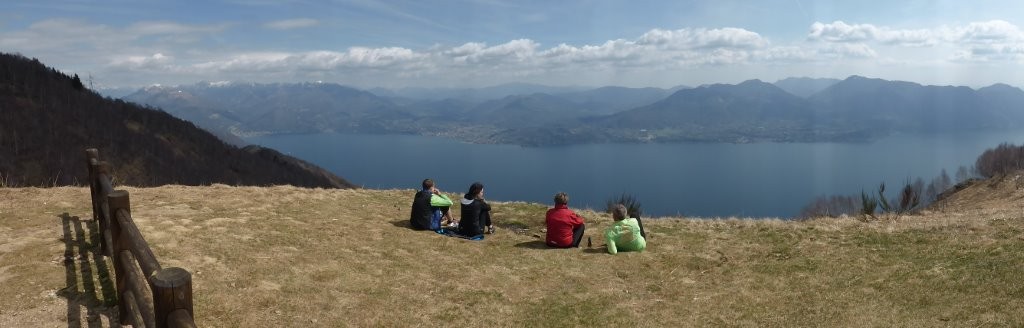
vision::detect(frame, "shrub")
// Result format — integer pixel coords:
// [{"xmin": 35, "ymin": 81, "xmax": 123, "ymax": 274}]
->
[
  {"xmin": 976, "ymin": 143, "xmax": 1024, "ymax": 178},
  {"xmin": 798, "ymin": 195, "xmax": 859, "ymax": 219},
  {"xmin": 605, "ymin": 193, "xmax": 643, "ymax": 218},
  {"xmin": 897, "ymin": 179, "xmax": 921, "ymax": 215},
  {"xmin": 860, "ymin": 190, "xmax": 878, "ymax": 220}
]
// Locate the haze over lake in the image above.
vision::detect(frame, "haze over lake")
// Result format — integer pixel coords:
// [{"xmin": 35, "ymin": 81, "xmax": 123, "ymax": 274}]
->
[{"xmin": 249, "ymin": 131, "xmax": 1024, "ymax": 218}]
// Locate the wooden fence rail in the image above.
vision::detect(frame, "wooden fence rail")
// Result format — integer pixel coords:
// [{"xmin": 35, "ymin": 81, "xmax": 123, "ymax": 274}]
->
[{"xmin": 85, "ymin": 148, "xmax": 197, "ymax": 328}]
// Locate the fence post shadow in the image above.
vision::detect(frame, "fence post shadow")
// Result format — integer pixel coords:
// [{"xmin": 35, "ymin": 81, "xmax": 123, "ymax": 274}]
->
[{"xmin": 58, "ymin": 212, "xmax": 120, "ymax": 328}]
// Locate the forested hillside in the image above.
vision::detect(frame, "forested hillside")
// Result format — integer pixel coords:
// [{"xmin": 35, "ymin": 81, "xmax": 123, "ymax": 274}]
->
[{"xmin": 0, "ymin": 53, "xmax": 355, "ymax": 188}]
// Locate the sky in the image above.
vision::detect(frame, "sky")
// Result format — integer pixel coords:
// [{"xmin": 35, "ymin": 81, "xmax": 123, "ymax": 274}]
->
[{"xmin": 3, "ymin": 0, "xmax": 1024, "ymax": 89}]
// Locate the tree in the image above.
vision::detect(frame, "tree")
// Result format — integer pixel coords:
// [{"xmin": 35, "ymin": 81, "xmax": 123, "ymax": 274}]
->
[
  {"xmin": 955, "ymin": 165, "xmax": 977, "ymax": 183},
  {"xmin": 71, "ymin": 74, "xmax": 84, "ymax": 91}
]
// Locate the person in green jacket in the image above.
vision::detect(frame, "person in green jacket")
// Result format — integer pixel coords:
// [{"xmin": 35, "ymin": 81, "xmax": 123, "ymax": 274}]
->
[
  {"xmin": 605, "ymin": 204, "xmax": 646, "ymax": 254},
  {"xmin": 410, "ymin": 179, "xmax": 456, "ymax": 230},
  {"xmin": 431, "ymin": 188, "xmax": 456, "ymax": 228}
]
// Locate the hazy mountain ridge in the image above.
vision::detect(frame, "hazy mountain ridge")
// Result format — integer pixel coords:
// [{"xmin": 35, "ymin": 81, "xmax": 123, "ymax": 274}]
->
[
  {"xmin": 124, "ymin": 76, "xmax": 1024, "ymax": 146},
  {"xmin": 773, "ymin": 77, "xmax": 841, "ymax": 98},
  {"xmin": 0, "ymin": 53, "xmax": 356, "ymax": 188}
]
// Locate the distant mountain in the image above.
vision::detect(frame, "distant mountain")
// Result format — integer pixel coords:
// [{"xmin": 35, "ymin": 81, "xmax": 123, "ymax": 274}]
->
[
  {"xmin": 592, "ymin": 80, "xmax": 820, "ymax": 143},
  {"xmin": 553, "ymin": 86, "xmax": 679, "ymax": 115},
  {"xmin": 125, "ymin": 82, "xmax": 410, "ymax": 136},
  {"xmin": 122, "ymin": 75, "xmax": 1024, "ymax": 147},
  {"xmin": 467, "ymin": 93, "xmax": 595, "ymax": 128},
  {"xmin": 0, "ymin": 53, "xmax": 356, "ymax": 188},
  {"xmin": 808, "ymin": 76, "xmax": 1011, "ymax": 132},
  {"xmin": 773, "ymin": 77, "xmax": 841, "ymax": 98},
  {"xmin": 368, "ymin": 82, "xmax": 588, "ymax": 102},
  {"xmin": 977, "ymin": 83, "xmax": 1024, "ymax": 122},
  {"xmin": 95, "ymin": 86, "xmax": 140, "ymax": 98},
  {"xmin": 126, "ymin": 82, "xmax": 678, "ymax": 142}
]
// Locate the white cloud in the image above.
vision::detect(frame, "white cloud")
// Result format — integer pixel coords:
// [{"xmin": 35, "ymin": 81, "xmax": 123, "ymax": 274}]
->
[
  {"xmin": 957, "ymin": 20, "xmax": 1024, "ymax": 43},
  {"xmin": 637, "ymin": 27, "xmax": 768, "ymax": 49},
  {"xmin": 808, "ymin": 21, "xmax": 937, "ymax": 46},
  {"xmin": 12, "ymin": 15, "xmax": 1024, "ymax": 88},
  {"xmin": 809, "ymin": 20, "xmax": 1024, "ymax": 62},
  {"xmin": 264, "ymin": 18, "xmax": 319, "ymax": 30},
  {"xmin": 808, "ymin": 21, "xmax": 877, "ymax": 43},
  {"xmin": 109, "ymin": 53, "xmax": 174, "ymax": 70},
  {"xmin": 192, "ymin": 48, "xmax": 426, "ymax": 73},
  {"xmin": 819, "ymin": 43, "xmax": 878, "ymax": 58},
  {"xmin": 120, "ymin": 26, "xmax": 787, "ymax": 85}
]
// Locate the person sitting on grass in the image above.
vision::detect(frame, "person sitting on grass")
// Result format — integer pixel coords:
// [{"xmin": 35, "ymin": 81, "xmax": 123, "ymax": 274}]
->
[
  {"xmin": 458, "ymin": 182, "xmax": 494, "ymax": 237},
  {"xmin": 409, "ymin": 179, "xmax": 454, "ymax": 231},
  {"xmin": 545, "ymin": 192, "xmax": 585, "ymax": 248},
  {"xmin": 604, "ymin": 204, "xmax": 646, "ymax": 254}
]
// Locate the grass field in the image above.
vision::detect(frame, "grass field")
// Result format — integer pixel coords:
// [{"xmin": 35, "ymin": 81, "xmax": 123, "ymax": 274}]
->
[{"xmin": 1, "ymin": 185, "xmax": 1023, "ymax": 327}]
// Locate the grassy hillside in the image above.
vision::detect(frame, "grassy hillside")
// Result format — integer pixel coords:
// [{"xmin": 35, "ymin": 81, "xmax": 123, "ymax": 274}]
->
[
  {"xmin": 0, "ymin": 53, "xmax": 355, "ymax": 188},
  {"xmin": 1, "ymin": 186, "xmax": 1023, "ymax": 327}
]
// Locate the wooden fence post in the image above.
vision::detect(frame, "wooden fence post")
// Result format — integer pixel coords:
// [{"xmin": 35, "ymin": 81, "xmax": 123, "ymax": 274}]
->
[
  {"xmin": 152, "ymin": 267, "xmax": 194, "ymax": 328},
  {"xmin": 84, "ymin": 149, "xmax": 99, "ymax": 221},
  {"xmin": 108, "ymin": 190, "xmax": 131, "ymax": 325},
  {"xmin": 85, "ymin": 149, "xmax": 111, "ymax": 257},
  {"xmin": 96, "ymin": 161, "xmax": 114, "ymax": 258}
]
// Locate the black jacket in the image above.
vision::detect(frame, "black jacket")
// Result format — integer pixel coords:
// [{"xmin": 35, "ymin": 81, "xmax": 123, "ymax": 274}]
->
[
  {"xmin": 459, "ymin": 197, "xmax": 491, "ymax": 236},
  {"xmin": 409, "ymin": 190, "xmax": 433, "ymax": 230}
]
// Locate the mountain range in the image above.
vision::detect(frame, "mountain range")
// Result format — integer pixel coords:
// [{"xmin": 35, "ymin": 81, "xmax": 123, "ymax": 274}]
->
[{"xmin": 123, "ymin": 76, "xmax": 1024, "ymax": 146}]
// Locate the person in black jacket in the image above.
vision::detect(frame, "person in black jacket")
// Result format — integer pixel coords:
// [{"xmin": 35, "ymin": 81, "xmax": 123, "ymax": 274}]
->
[
  {"xmin": 409, "ymin": 179, "xmax": 452, "ymax": 230},
  {"xmin": 458, "ymin": 182, "xmax": 494, "ymax": 236}
]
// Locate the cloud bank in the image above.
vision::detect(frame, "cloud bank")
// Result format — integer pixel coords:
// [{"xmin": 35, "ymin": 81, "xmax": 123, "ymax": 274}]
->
[{"xmin": 3, "ymin": 18, "xmax": 1023, "ymax": 87}]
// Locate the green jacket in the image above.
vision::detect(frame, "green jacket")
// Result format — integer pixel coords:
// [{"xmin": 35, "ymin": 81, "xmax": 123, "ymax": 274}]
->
[
  {"xmin": 431, "ymin": 194, "xmax": 453, "ymax": 207},
  {"xmin": 605, "ymin": 218, "xmax": 646, "ymax": 254}
]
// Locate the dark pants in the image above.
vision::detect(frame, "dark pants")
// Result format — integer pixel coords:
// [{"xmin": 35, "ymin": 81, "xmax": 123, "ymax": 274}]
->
[
  {"xmin": 548, "ymin": 223, "xmax": 587, "ymax": 248},
  {"xmin": 570, "ymin": 223, "xmax": 586, "ymax": 247},
  {"xmin": 636, "ymin": 217, "xmax": 646, "ymax": 239},
  {"xmin": 434, "ymin": 206, "xmax": 450, "ymax": 218}
]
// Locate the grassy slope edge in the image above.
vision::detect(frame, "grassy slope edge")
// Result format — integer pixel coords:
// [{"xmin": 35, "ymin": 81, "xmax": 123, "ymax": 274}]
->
[{"xmin": 1, "ymin": 186, "xmax": 1022, "ymax": 327}]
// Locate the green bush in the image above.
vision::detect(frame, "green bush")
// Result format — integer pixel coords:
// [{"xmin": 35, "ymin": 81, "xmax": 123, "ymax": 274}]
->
[
  {"xmin": 606, "ymin": 193, "xmax": 643, "ymax": 218},
  {"xmin": 860, "ymin": 190, "xmax": 877, "ymax": 220}
]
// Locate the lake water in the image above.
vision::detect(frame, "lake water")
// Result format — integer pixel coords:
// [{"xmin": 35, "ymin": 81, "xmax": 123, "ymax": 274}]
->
[{"xmin": 248, "ymin": 131, "xmax": 1024, "ymax": 218}]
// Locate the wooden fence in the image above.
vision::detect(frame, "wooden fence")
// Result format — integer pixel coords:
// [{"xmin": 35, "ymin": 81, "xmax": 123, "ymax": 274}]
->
[{"xmin": 85, "ymin": 148, "xmax": 197, "ymax": 328}]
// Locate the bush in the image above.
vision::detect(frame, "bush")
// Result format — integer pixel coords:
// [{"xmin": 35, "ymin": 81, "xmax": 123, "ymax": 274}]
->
[
  {"xmin": 606, "ymin": 193, "xmax": 643, "ymax": 218},
  {"xmin": 976, "ymin": 143, "xmax": 1024, "ymax": 178},
  {"xmin": 860, "ymin": 190, "xmax": 878, "ymax": 220},
  {"xmin": 897, "ymin": 179, "xmax": 921, "ymax": 215},
  {"xmin": 798, "ymin": 195, "xmax": 859, "ymax": 219}
]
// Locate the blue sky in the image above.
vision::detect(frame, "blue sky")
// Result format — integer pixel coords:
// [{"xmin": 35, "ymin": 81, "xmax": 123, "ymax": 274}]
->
[{"xmin": 3, "ymin": 0, "xmax": 1024, "ymax": 89}]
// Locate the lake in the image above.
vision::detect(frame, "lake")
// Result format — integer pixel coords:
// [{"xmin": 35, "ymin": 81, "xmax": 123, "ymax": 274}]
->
[{"xmin": 247, "ymin": 131, "xmax": 1024, "ymax": 218}]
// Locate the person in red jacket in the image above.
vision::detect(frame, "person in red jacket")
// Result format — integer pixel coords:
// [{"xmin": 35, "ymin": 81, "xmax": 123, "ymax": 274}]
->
[{"xmin": 545, "ymin": 192, "xmax": 586, "ymax": 248}]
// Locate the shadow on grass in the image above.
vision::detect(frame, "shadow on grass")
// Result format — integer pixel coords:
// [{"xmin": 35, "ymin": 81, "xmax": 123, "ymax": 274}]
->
[
  {"xmin": 582, "ymin": 248, "xmax": 607, "ymax": 254},
  {"xmin": 58, "ymin": 212, "xmax": 120, "ymax": 328},
  {"xmin": 389, "ymin": 219, "xmax": 412, "ymax": 229},
  {"xmin": 513, "ymin": 240, "xmax": 551, "ymax": 249}
]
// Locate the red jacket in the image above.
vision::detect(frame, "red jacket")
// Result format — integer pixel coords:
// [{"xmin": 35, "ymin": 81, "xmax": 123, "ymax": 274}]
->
[{"xmin": 546, "ymin": 204, "xmax": 584, "ymax": 247}]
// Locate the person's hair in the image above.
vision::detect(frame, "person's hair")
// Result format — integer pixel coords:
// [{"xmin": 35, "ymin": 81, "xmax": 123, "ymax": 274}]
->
[
  {"xmin": 422, "ymin": 179, "xmax": 434, "ymax": 190},
  {"xmin": 465, "ymin": 182, "xmax": 484, "ymax": 199},
  {"xmin": 612, "ymin": 204, "xmax": 628, "ymax": 221},
  {"xmin": 554, "ymin": 192, "xmax": 569, "ymax": 205}
]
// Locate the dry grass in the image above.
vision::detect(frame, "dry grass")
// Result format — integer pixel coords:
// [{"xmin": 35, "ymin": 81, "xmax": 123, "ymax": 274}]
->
[{"xmin": 2, "ymin": 185, "xmax": 1023, "ymax": 327}]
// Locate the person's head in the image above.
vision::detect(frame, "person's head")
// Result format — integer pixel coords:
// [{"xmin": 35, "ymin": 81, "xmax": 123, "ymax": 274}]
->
[
  {"xmin": 612, "ymin": 204, "xmax": 628, "ymax": 221},
  {"xmin": 466, "ymin": 182, "xmax": 484, "ymax": 199},
  {"xmin": 422, "ymin": 179, "xmax": 434, "ymax": 190},
  {"xmin": 554, "ymin": 192, "xmax": 569, "ymax": 206}
]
